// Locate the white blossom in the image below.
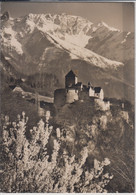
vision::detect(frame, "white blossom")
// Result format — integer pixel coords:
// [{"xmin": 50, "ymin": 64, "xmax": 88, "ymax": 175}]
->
[{"xmin": 1, "ymin": 113, "xmax": 113, "ymax": 193}]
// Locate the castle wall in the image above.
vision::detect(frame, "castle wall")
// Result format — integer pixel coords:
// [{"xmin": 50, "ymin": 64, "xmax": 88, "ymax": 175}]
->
[
  {"xmin": 54, "ymin": 70, "xmax": 105, "ymax": 106},
  {"xmin": 94, "ymin": 89, "xmax": 104, "ymax": 100},
  {"xmin": 66, "ymin": 89, "xmax": 79, "ymax": 103},
  {"xmin": 79, "ymin": 90, "xmax": 90, "ymax": 101},
  {"xmin": 94, "ymin": 99, "xmax": 110, "ymax": 111},
  {"xmin": 54, "ymin": 89, "xmax": 66, "ymax": 107},
  {"xmin": 89, "ymin": 87, "xmax": 95, "ymax": 97}
]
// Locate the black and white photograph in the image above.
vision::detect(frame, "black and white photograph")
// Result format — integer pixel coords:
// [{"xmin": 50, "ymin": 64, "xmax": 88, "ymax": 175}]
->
[{"xmin": 0, "ymin": 1, "xmax": 135, "ymax": 193}]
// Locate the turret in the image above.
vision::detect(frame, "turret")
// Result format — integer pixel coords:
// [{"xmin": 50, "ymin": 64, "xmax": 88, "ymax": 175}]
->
[{"xmin": 65, "ymin": 70, "xmax": 78, "ymax": 88}]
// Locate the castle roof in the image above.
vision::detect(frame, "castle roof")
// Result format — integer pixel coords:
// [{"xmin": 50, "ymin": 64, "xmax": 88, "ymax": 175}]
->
[
  {"xmin": 94, "ymin": 87, "xmax": 102, "ymax": 93},
  {"xmin": 65, "ymin": 70, "xmax": 78, "ymax": 77},
  {"xmin": 75, "ymin": 82, "xmax": 82, "ymax": 87},
  {"xmin": 13, "ymin": 86, "xmax": 24, "ymax": 93},
  {"xmin": 9, "ymin": 85, "xmax": 16, "ymax": 90}
]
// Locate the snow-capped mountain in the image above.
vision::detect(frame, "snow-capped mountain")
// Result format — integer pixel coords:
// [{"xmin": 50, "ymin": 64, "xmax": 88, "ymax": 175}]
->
[
  {"xmin": 1, "ymin": 12, "xmax": 134, "ymax": 103},
  {"xmin": 1, "ymin": 12, "xmax": 124, "ymax": 69},
  {"xmin": 86, "ymin": 22, "xmax": 134, "ymax": 63}
]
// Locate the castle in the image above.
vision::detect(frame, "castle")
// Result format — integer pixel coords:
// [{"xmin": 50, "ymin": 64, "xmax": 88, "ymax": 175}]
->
[{"xmin": 54, "ymin": 70, "xmax": 110, "ymax": 110}]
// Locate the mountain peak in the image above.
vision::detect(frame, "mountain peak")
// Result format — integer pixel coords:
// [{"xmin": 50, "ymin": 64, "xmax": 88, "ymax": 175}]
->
[{"xmin": 98, "ymin": 21, "xmax": 120, "ymax": 32}]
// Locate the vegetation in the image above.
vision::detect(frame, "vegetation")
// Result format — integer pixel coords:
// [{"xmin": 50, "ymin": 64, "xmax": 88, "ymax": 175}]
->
[
  {"xmin": 1, "ymin": 83, "xmax": 134, "ymax": 192},
  {"xmin": 54, "ymin": 100, "xmax": 134, "ymax": 192},
  {"xmin": 26, "ymin": 73, "xmax": 60, "ymax": 97},
  {"xmin": 0, "ymin": 113, "xmax": 113, "ymax": 193},
  {"xmin": 1, "ymin": 88, "xmax": 40, "ymax": 127}
]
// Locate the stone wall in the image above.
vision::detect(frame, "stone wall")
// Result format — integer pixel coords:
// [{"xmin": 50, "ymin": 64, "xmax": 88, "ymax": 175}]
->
[
  {"xmin": 89, "ymin": 87, "xmax": 95, "ymax": 97},
  {"xmin": 79, "ymin": 90, "xmax": 90, "ymax": 102},
  {"xmin": 94, "ymin": 99, "xmax": 110, "ymax": 111},
  {"xmin": 54, "ymin": 89, "xmax": 66, "ymax": 107},
  {"xmin": 66, "ymin": 89, "xmax": 79, "ymax": 103},
  {"xmin": 94, "ymin": 89, "xmax": 104, "ymax": 100}
]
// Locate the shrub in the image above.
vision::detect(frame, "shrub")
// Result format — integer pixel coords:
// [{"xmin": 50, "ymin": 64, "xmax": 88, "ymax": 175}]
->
[{"xmin": 0, "ymin": 112, "xmax": 113, "ymax": 193}]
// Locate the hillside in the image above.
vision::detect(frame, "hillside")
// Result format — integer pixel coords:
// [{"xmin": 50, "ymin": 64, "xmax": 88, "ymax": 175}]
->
[
  {"xmin": 0, "ymin": 8, "xmax": 134, "ymax": 193},
  {"xmin": 53, "ymin": 100, "xmax": 134, "ymax": 192},
  {"xmin": 1, "ymin": 12, "xmax": 134, "ymax": 103}
]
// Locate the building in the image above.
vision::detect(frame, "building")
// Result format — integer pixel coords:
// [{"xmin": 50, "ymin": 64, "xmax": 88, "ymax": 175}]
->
[
  {"xmin": 13, "ymin": 86, "xmax": 25, "ymax": 95},
  {"xmin": 66, "ymin": 88, "xmax": 79, "ymax": 103},
  {"xmin": 89, "ymin": 86, "xmax": 95, "ymax": 97},
  {"xmin": 54, "ymin": 70, "xmax": 108, "ymax": 108},
  {"xmin": 94, "ymin": 87, "xmax": 104, "ymax": 100},
  {"xmin": 65, "ymin": 70, "xmax": 78, "ymax": 88}
]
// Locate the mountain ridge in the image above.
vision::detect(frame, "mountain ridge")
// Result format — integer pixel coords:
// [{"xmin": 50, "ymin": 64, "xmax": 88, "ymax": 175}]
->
[{"xmin": 1, "ymin": 12, "xmax": 134, "ymax": 103}]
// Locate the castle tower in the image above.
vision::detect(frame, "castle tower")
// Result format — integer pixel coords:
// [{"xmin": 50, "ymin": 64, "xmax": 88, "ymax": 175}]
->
[
  {"xmin": 88, "ymin": 82, "xmax": 93, "ymax": 88},
  {"xmin": 65, "ymin": 70, "xmax": 78, "ymax": 88}
]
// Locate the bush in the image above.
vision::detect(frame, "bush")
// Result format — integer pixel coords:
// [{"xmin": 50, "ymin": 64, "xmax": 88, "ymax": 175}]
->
[
  {"xmin": 0, "ymin": 113, "xmax": 113, "ymax": 193},
  {"xmin": 1, "ymin": 88, "xmax": 40, "ymax": 127},
  {"xmin": 54, "ymin": 100, "xmax": 134, "ymax": 192}
]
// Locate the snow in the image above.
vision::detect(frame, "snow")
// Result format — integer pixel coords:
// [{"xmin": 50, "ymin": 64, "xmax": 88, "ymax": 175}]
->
[
  {"xmin": 38, "ymin": 26, "xmax": 123, "ymax": 69},
  {"xmin": 2, "ymin": 13, "xmax": 125, "ymax": 69},
  {"xmin": 4, "ymin": 27, "xmax": 14, "ymax": 36},
  {"xmin": 65, "ymin": 32, "xmax": 90, "ymax": 47},
  {"xmin": 60, "ymin": 37, "xmax": 122, "ymax": 68},
  {"xmin": 38, "ymin": 20, "xmax": 58, "ymax": 33},
  {"xmin": 9, "ymin": 17, "xmax": 14, "ymax": 21},
  {"xmin": 26, "ymin": 19, "xmax": 35, "ymax": 33},
  {"xmin": 92, "ymin": 27, "xmax": 97, "ymax": 32},
  {"xmin": 121, "ymin": 39, "xmax": 126, "ymax": 44},
  {"xmin": 27, "ymin": 13, "xmax": 35, "ymax": 19},
  {"xmin": 69, "ymin": 53, "xmax": 79, "ymax": 60},
  {"xmin": 10, "ymin": 36, "xmax": 23, "ymax": 55},
  {"xmin": 121, "ymin": 32, "xmax": 131, "ymax": 44},
  {"xmin": 25, "ymin": 13, "xmax": 92, "ymax": 49},
  {"xmin": 98, "ymin": 22, "xmax": 120, "ymax": 32},
  {"xmin": 19, "ymin": 32, "xmax": 24, "ymax": 38},
  {"xmin": 3, "ymin": 27, "xmax": 23, "ymax": 55},
  {"xmin": 36, "ymin": 15, "xmax": 91, "ymax": 48},
  {"xmin": 16, "ymin": 18, "xmax": 21, "ymax": 22},
  {"xmin": 127, "ymin": 32, "xmax": 131, "ymax": 36}
]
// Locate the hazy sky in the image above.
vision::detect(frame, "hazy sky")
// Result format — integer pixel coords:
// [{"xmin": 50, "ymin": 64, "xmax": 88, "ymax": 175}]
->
[{"xmin": 1, "ymin": 2, "xmax": 134, "ymax": 32}]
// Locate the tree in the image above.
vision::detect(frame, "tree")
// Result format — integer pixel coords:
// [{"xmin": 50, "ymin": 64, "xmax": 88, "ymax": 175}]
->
[{"xmin": 1, "ymin": 112, "xmax": 113, "ymax": 193}]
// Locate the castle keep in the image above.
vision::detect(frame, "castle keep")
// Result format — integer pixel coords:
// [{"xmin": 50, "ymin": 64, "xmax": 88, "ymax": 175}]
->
[{"xmin": 54, "ymin": 70, "xmax": 109, "ymax": 110}]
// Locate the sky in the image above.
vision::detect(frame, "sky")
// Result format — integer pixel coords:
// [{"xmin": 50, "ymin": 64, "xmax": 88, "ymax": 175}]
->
[{"xmin": 1, "ymin": 2, "xmax": 134, "ymax": 32}]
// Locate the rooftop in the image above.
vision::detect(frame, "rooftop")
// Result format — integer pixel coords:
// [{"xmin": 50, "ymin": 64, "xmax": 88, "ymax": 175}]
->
[
  {"xmin": 65, "ymin": 70, "xmax": 78, "ymax": 77},
  {"xmin": 94, "ymin": 87, "xmax": 102, "ymax": 93}
]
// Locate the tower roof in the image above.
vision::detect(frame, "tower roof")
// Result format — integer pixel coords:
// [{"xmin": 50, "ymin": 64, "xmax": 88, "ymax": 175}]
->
[
  {"xmin": 94, "ymin": 87, "xmax": 102, "ymax": 93},
  {"xmin": 65, "ymin": 70, "xmax": 78, "ymax": 77},
  {"xmin": 75, "ymin": 82, "xmax": 82, "ymax": 87}
]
